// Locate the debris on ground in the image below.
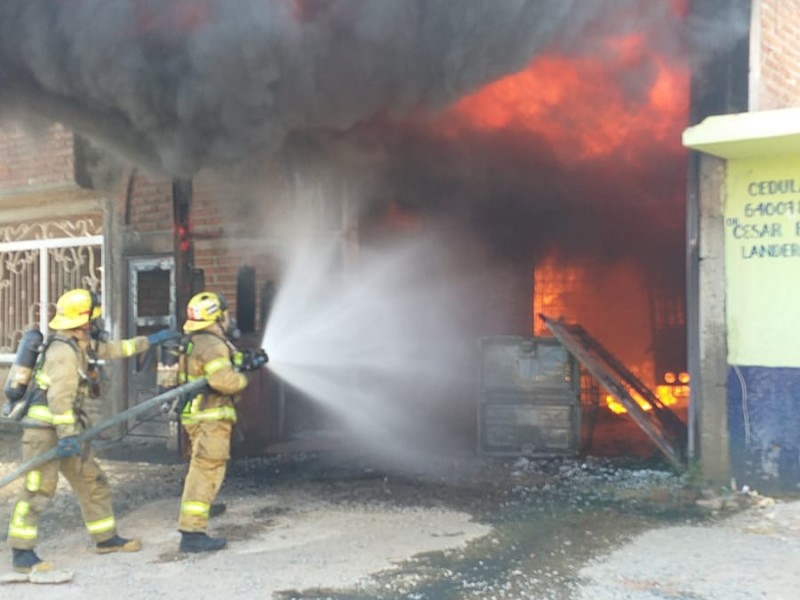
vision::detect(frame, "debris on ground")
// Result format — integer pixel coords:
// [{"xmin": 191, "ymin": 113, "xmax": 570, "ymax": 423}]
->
[
  {"xmin": 695, "ymin": 484, "xmax": 777, "ymax": 514},
  {"xmin": 1, "ymin": 432, "xmax": 798, "ymax": 599}
]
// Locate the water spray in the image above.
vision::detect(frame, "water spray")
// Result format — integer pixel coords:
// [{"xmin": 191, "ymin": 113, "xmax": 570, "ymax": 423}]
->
[{"xmin": 260, "ymin": 228, "xmax": 473, "ymax": 468}]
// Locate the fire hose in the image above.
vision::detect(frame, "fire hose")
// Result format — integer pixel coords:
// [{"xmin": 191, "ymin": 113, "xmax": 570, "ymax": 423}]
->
[{"xmin": 0, "ymin": 378, "xmax": 208, "ymax": 491}]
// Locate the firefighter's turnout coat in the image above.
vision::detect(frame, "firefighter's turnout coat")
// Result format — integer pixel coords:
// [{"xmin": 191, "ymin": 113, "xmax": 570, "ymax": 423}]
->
[
  {"xmin": 7, "ymin": 333, "xmax": 149, "ymax": 550},
  {"xmin": 178, "ymin": 329, "xmax": 248, "ymax": 533}
]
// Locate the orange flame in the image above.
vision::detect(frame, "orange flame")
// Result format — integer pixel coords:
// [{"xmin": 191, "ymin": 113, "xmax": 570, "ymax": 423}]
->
[
  {"xmin": 440, "ymin": 34, "xmax": 688, "ymax": 162},
  {"xmin": 533, "ymin": 252, "xmax": 689, "ymax": 413},
  {"xmin": 606, "ymin": 384, "xmax": 689, "ymax": 414},
  {"xmin": 419, "ymin": 5, "xmax": 691, "ymax": 415},
  {"xmin": 435, "ymin": 9, "xmax": 691, "ymax": 410}
]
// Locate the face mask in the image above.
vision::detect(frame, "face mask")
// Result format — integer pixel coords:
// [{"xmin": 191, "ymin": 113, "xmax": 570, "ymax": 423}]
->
[{"xmin": 90, "ymin": 318, "xmax": 110, "ymax": 343}]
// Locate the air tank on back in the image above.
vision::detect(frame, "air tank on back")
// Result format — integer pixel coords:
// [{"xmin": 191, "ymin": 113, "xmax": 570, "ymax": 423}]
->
[{"xmin": 2, "ymin": 329, "xmax": 44, "ymax": 418}]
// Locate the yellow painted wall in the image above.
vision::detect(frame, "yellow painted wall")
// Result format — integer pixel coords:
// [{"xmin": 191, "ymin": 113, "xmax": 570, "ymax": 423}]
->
[{"xmin": 725, "ymin": 155, "xmax": 800, "ymax": 367}]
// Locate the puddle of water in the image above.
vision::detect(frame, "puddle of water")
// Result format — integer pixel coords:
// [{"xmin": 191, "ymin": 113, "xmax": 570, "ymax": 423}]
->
[{"xmin": 276, "ymin": 496, "xmax": 705, "ymax": 600}]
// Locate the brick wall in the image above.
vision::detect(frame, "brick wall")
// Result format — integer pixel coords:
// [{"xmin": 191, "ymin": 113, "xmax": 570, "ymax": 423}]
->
[
  {"xmin": 126, "ymin": 169, "xmax": 284, "ymax": 330},
  {"xmin": 757, "ymin": 0, "xmax": 800, "ymax": 109},
  {"xmin": 192, "ymin": 179, "xmax": 281, "ymax": 325},
  {"xmin": 125, "ymin": 170, "xmax": 173, "ymax": 232},
  {"xmin": 0, "ymin": 124, "xmax": 75, "ymax": 193}
]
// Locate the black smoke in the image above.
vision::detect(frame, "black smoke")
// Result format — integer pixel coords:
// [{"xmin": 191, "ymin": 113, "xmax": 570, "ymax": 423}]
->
[
  {"xmin": 0, "ymin": 0, "xmax": 752, "ymax": 181},
  {"xmin": 0, "ymin": 0, "xmax": 618, "ymax": 177},
  {"xmin": 340, "ymin": 0, "xmax": 750, "ymax": 269},
  {"xmin": 355, "ymin": 117, "xmax": 687, "ymax": 269},
  {"xmin": 0, "ymin": 1, "xmax": 750, "ymax": 179}
]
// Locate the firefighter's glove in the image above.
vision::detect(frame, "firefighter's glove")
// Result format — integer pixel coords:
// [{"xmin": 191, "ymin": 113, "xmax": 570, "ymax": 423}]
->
[
  {"xmin": 161, "ymin": 400, "xmax": 178, "ymax": 419},
  {"xmin": 147, "ymin": 329, "xmax": 181, "ymax": 346},
  {"xmin": 161, "ymin": 393, "xmax": 190, "ymax": 419},
  {"xmin": 233, "ymin": 349, "xmax": 269, "ymax": 372},
  {"xmin": 55, "ymin": 436, "xmax": 81, "ymax": 458}
]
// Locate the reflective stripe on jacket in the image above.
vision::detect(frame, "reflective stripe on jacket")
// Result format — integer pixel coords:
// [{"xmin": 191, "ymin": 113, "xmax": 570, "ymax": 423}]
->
[
  {"xmin": 179, "ymin": 332, "xmax": 247, "ymax": 425},
  {"xmin": 24, "ymin": 334, "xmax": 149, "ymax": 435}
]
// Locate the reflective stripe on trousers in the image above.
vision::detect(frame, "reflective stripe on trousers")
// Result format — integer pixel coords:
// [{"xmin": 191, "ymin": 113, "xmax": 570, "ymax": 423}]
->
[
  {"xmin": 6, "ymin": 427, "xmax": 118, "ymax": 549},
  {"xmin": 178, "ymin": 420, "xmax": 232, "ymax": 533}
]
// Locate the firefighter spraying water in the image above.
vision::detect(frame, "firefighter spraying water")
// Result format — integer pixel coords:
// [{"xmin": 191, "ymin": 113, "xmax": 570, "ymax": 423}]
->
[
  {"xmin": 0, "ymin": 287, "xmax": 268, "ymax": 574},
  {"xmin": 171, "ymin": 291, "xmax": 266, "ymax": 553}
]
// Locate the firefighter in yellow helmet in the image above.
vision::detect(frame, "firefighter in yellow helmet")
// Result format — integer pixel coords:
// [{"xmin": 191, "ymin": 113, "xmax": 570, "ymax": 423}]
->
[
  {"xmin": 177, "ymin": 291, "xmax": 265, "ymax": 553},
  {"xmin": 7, "ymin": 288, "xmax": 179, "ymax": 574}
]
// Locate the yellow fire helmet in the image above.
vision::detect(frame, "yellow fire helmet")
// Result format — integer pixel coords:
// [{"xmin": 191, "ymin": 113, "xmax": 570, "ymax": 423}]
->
[
  {"xmin": 49, "ymin": 289, "xmax": 102, "ymax": 330},
  {"xmin": 184, "ymin": 291, "xmax": 228, "ymax": 333}
]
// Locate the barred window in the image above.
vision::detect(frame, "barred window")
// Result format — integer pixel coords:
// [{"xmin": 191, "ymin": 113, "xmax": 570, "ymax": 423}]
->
[{"xmin": 0, "ymin": 217, "xmax": 103, "ymax": 358}]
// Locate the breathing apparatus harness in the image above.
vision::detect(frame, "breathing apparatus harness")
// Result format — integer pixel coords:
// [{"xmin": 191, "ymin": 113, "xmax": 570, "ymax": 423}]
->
[
  {"xmin": 2, "ymin": 291, "xmax": 107, "ymax": 422},
  {"xmin": 159, "ymin": 327, "xmax": 267, "ymax": 421},
  {"xmin": 162, "ymin": 330, "xmax": 234, "ymax": 420},
  {"xmin": 2, "ymin": 332, "xmax": 99, "ymax": 424}
]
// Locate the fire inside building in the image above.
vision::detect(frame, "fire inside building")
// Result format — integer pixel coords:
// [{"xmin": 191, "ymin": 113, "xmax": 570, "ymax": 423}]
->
[
  {"xmin": 2, "ymin": 0, "xmax": 794, "ymax": 490},
  {"xmin": 231, "ymin": 0, "xmax": 691, "ymax": 459}
]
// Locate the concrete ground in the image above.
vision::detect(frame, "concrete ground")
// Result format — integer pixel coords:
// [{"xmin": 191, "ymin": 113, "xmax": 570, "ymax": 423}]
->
[{"xmin": 0, "ymin": 425, "xmax": 798, "ymax": 600}]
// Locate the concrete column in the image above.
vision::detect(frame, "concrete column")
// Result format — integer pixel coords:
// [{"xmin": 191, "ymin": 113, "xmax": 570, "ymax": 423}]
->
[
  {"xmin": 697, "ymin": 153, "xmax": 730, "ymax": 485},
  {"xmin": 103, "ymin": 184, "xmax": 125, "ymax": 435}
]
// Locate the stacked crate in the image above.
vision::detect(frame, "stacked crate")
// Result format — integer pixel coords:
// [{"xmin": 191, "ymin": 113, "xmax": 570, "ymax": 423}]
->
[{"xmin": 478, "ymin": 336, "xmax": 580, "ymax": 457}]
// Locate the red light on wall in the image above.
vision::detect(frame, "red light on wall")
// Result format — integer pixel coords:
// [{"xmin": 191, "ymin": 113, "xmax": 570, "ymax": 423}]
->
[{"xmin": 175, "ymin": 224, "xmax": 192, "ymax": 253}]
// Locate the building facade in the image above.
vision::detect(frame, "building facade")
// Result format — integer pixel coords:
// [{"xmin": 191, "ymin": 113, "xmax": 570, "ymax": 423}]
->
[
  {"xmin": 3, "ymin": 0, "xmax": 800, "ymax": 471},
  {"xmin": 685, "ymin": 0, "xmax": 800, "ymax": 490}
]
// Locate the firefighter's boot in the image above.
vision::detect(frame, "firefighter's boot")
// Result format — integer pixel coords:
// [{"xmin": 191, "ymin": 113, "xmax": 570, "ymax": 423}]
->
[
  {"xmin": 179, "ymin": 531, "xmax": 227, "ymax": 553},
  {"xmin": 209, "ymin": 503, "xmax": 227, "ymax": 518},
  {"xmin": 95, "ymin": 534, "xmax": 143, "ymax": 554},
  {"xmin": 12, "ymin": 549, "xmax": 53, "ymax": 574}
]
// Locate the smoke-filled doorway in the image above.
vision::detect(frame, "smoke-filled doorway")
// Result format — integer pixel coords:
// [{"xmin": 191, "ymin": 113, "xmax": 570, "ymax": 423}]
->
[{"xmin": 317, "ymin": 1, "xmax": 697, "ymax": 465}]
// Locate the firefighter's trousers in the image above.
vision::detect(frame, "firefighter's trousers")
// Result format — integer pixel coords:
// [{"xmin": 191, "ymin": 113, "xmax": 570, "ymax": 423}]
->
[
  {"xmin": 7, "ymin": 427, "xmax": 118, "ymax": 550},
  {"xmin": 178, "ymin": 420, "xmax": 232, "ymax": 533}
]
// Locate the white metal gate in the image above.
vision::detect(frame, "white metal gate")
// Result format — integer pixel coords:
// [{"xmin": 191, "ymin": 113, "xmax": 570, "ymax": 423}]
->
[{"xmin": 0, "ymin": 217, "xmax": 103, "ymax": 361}]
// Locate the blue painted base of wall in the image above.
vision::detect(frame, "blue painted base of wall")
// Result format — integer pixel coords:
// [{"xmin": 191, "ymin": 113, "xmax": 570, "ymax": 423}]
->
[{"xmin": 727, "ymin": 366, "xmax": 800, "ymax": 493}]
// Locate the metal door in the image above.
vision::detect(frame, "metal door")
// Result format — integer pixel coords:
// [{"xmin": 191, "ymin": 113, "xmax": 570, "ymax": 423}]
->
[{"xmin": 126, "ymin": 255, "xmax": 175, "ymax": 438}]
